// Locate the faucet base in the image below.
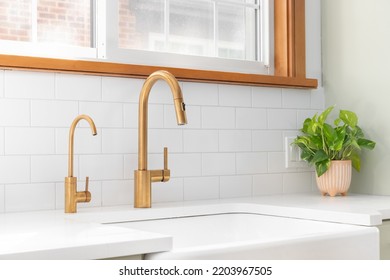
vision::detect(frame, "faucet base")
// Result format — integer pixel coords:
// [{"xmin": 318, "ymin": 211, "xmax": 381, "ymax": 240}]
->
[{"xmin": 134, "ymin": 170, "xmax": 152, "ymax": 208}]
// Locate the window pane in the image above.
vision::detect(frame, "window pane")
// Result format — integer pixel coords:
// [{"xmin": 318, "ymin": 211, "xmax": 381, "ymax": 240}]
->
[
  {"xmin": 37, "ymin": 0, "xmax": 91, "ymax": 47},
  {"xmin": 0, "ymin": 0, "xmax": 32, "ymax": 42},
  {"xmin": 119, "ymin": 0, "xmax": 165, "ymax": 51}
]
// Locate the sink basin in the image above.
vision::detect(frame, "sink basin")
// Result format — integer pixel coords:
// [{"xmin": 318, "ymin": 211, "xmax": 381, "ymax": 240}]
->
[{"xmin": 111, "ymin": 212, "xmax": 379, "ymax": 260}]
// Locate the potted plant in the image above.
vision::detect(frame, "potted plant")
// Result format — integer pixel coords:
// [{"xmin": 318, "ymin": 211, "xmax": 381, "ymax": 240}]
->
[{"xmin": 292, "ymin": 106, "xmax": 376, "ymax": 196}]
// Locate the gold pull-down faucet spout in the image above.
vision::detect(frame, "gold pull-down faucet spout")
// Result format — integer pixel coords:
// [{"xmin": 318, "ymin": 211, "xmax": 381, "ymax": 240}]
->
[{"xmin": 135, "ymin": 70, "xmax": 187, "ymax": 208}]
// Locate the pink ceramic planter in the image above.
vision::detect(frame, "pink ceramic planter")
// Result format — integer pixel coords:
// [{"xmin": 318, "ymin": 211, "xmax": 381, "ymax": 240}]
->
[{"xmin": 316, "ymin": 160, "xmax": 352, "ymax": 197}]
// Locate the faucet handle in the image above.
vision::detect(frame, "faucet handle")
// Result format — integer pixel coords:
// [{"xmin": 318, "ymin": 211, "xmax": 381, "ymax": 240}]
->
[
  {"xmin": 85, "ymin": 176, "xmax": 89, "ymax": 193},
  {"xmin": 164, "ymin": 147, "xmax": 168, "ymax": 170},
  {"xmin": 83, "ymin": 176, "xmax": 91, "ymax": 203}
]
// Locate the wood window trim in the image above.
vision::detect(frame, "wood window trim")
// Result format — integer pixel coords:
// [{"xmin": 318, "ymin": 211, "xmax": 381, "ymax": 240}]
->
[{"xmin": 0, "ymin": 0, "xmax": 317, "ymax": 89}]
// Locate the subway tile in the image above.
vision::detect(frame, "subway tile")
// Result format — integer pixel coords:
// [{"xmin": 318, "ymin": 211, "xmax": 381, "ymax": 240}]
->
[
  {"xmin": 164, "ymin": 153, "xmax": 202, "ymax": 178},
  {"xmin": 283, "ymin": 172, "xmax": 312, "ymax": 194},
  {"xmin": 5, "ymin": 128, "xmax": 55, "ymax": 155},
  {"xmin": 148, "ymin": 79, "xmax": 177, "ymax": 104},
  {"xmin": 267, "ymin": 109, "xmax": 297, "ymax": 129},
  {"xmin": 56, "ymin": 181, "xmax": 102, "ymax": 209},
  {"xmin": 252, "ymin": 87, "xmax": 282, "ymax": 108},
  {"xmin": 153, "ymin": 178, "xmax": 184, "ymax": 203},
  {"xmin": 310, "ymin": 87, "xmax": 325, "ymax": 109},
  {"xmin": 0, "ymin": 156, "xmax": 30, "ymax": 184},
  {"xmin": 0, "ymin": 70, "xmax": 4, "ymax": 97},
  {"xmin": 253, "ymin": 174, "xmax": 283, "ymax": 196},
  {"xmin": 0, "ymin": 128, "xmax": 4, "ymax": 155},
  {"xmin": 31, "ymin": 155, "xmax": 71, "ymax": 183},
  {"xmin": 236, "ymin": 108, "xmax": 267, "ymax": 129},
  {"xmin": 102, "ymin": 76, "xmax": 142, "ymax": 103},
  {"xmin": 31, "ymin": 100, "xmax": 78, "ymax": 127},
  {"xmin": 282, "ymin": 88, "xmax": 311, "ymax": 109},
  {"xmin": 201, "ymin": 107, "xmax": 235, "ymax": 129},
  {"xmin": 0, "ymin": 99, "xmax": 30, "ymax": 127},
  {"xmin": 0, "ymin": 185, "xmax": 4, "ymax": 213},
  {"xmin": 124, "ymin": 154, "xmax": 138, "ymax": 180},
  {"xmin": 102, "ymin": 128, "xmax": 137, "ymax": 154},
  {"xmin": 56, "ymin": 73, "xmax": 101, "ymax": 101},
  {"xmin": 5, "ymin": 70, "xmax": 55, "ymax": 99},
  {"xmin": 124, "ymin": 103, "xmax": 164, "ymax": 128},
  {"xmin": 218, "ymin": 84, "xmax": 251, "ymax": 107},
  {"xmin": 236, "ymin": 152, "xmax": 267, "ymax": 175},
  {"xmin": 220, "ymin": 175, "xmax": 252, "ymax": 198},
  {"xmin": 79, "ymin": 102, "xmax": 123, "ymax": 128},
  {"xmin": 252, "ymin": 130, "xmax": 283, "ymax": 152},
  {"xmin": 184, "ymin": 176, "xmax": 219, "ymax": 201},
  {"xmin": 202, "ymin": 153, "xmax": 235, "ymax": 176},
  {"xmin": 79, "ymin": 155, "xmax": 124, "ymax": 181},
  {"xmin": 102, "ymin": 180, "xmax": 133, "ymax": 206},
  {"xmin": 183, "ymin": 130, "xmax": 218, "ymax": 153},
  {"xmin": 149, "ymin": 129, "xmax": 183, "ymax": 153},
  {"xmin": 5, "ymin": 183, "xmax": 55, "ymax": 212},
  {"xmin": 219, "ymin": 130, "xmax": 251, "ymax": 152},
  {"xmin": 164, "ymin": 104, "xmax": 201, "ymax": 129},
  {"xmin": 268, "ymin": 152, "xmax": 287, "ymax": 173},
  {"xmin": 55, "ymin": 128, "xmax": 102, "ymax": 155},
  {"xmin": 182, "ymin": 82, "xmax": 219, "ymax": 106}
]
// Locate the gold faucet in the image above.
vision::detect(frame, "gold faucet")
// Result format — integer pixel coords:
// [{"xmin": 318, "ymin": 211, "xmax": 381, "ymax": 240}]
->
[
  {"xmin": 134, "ymin": 70, "xmax": 187, "ymax": 208},
  {"xmin": 65, "ymin": 115, "xmax": 97, "ymax": 213}
]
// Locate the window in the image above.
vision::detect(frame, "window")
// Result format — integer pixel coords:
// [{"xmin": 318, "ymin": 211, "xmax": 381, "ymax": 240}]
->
[{"xmin": 0, "ymin": 0, "xmax": 317, "ymax": 89}]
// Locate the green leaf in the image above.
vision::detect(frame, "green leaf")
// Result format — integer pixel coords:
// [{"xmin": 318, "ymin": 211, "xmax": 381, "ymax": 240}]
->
[
  {"xmin": 318, "ymin": 106, "xmax": 334, "ymax": 125},
  {"xmin": 339, "ymin": 110, "xmax": 358, "ymax": 128},
  {"xmin": 357, "ymin": 138, "xmax": 376, "ymax": 150},
  {"xmin": 300, "ymin": 150, "xmax": 314, "ymax": 162},
  {"xmin": 351, "ymin": 151, "xmax": 361, "ymax": 172},
  {"xmin": 312, "ymin": 150, "xmax": 329, "ymax": 163},
  {"xmin": 315, "ymin": 159, "xmax": 331, "ymax": 177},
  {"xmin": 323, "ymin": 123, "xmax": 336, "ymax": 146}
]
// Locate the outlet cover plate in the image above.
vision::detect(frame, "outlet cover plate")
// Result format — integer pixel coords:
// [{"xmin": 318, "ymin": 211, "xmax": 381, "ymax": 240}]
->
[{"xmin": 285, "ymin": 137, "xmax": 308, "ymax": 168}]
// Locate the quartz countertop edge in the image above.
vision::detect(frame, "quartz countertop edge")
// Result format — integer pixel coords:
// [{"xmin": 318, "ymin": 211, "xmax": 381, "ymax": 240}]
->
[{"xmin": 1, "ymin": 192, "xmax": 390, "ymax": 260}]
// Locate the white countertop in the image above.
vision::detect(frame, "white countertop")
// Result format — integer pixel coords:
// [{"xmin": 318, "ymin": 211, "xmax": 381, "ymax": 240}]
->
[{"xmin": 1, "ymin": 192, "xmax": 390, "ymax": 260}]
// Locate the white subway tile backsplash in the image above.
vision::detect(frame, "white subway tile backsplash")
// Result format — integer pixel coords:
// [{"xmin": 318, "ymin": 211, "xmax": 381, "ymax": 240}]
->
[
  {"xmin": 5, "ymin": 183, "xmax": 55, "ymax": 212},
  {"xmin": 267, "ymin": 109, "xmax": 297, "ymax": 129},
  {"xmin": 31, "ymin": 155, "xmax": 71, "ymax": 183},
  {"xmin": 148, "ymin": 80, "xmax": 178, "ymax": 104},
  {"xmin": 0, "ymin": 128, "xmax": 4, "ymax": 155},
  {"xmin": 236, "ymin": 152, "xmax": 267, "ymax": 174},
  {"xmin": 153, "ymin": 178, "xmax": 184, "ymax": 203},
  {"xmin": 0, "ymin": 185, "xmax": 4, "ymax": 213},
  {"xmin": 218, "ymin": 84, "xmax": 251, "ymax": 107},
  {"xmin": 182, "ymin": 82, "xmax": 218, "ymax": 106},
  {"xmin": 102, "ymin": 180, "xmax": 133, "ymax": 206},
  {"xmin": 149, "ymin": 129, "xmax": 183, "ymax": 153},
  {"xmin": 0, "ymin": 156, "xmax": 30, "ymax": 184},
  {"xmin": 282, "ymin": 88, "xmax": 311, "ymax": 109},
  {"xmin": 184, "ymin": 176, "xmax": 219, "ymax": 201},
  {"xmin": 201, "ymin": 107, "xmax": 235, "ymax": 129},
  {"xmin": 55, "ymin": 128, "xmax": 102, "ymax": 155},
  {"xmin": 310, "ymin": 87, "xmax": 325, "ymax": 109},
  {"xmin": 56, "ymin": 73, "xmax": 101, "ymax": 101},
  {"xmin": 124, "ymin": 103, "xmax": 164, "ymax": 128},
  {"xmin": 252, "ymin": 87, "xmax": 282, "ymax": 108},
  {"xmin": 5, "ymin": 128, "xmax": 55, "ymax": 155},
  {"xmin": 0, "ymin": 99, "xmax": 30, "ymax": 127},
  {"xmin": 252, "ymin": 130, "xmax": 283, "ymax": 152},
  {"xmin": 5, "ymin": 70, "xmax": 55, "ymax": 99},
  {"xmin": 102, "ymin": 76, "xmax": 142, "ymax": 103},
  {"xmin": 80, "ymin": 155, "xmax": 124, "ymax": 181},
  {"xmin": 220, "ymin": 175, "xmax": 252, "ymax": 198},
  {"xmin": 102, "ymin": 128, "xmax": 137, "ymax": 154},
  {"xmin": 253, "ymin": 174, "xmax": 283, "ymax": 196},
  {"xmin": 31, "ymin": 100, "xmax": 78, "ymax": 127},
  {"xmin": 283, "ymin": 172, "xmax": 312, "ymax": 193},
  {"xmin": 184, "ymin": 130, "xmax": 218, "ymax": 153},
  {"xmin": 202, "ymin": 153, "xmax": 235, "ymax": 176},
  {"xmin": 124, "ymin": 154, "xmax": 137, "ymax": 180},
  {"xmin": 236, "ymin": 108, "xmax": 267, "ymax": 129},
  {"xmin": 219, "ymin": 130, "xmax": 251, "ymax": 152},
  {"xmin": 268, "ymin": 152, "xmax": 287, "ymax": 173},
  {"xmin": 0, "ymin": 70, "xmax": 4, "ymax": 97},
  {"xmin": 168, "ymin": 153, "xmax": 202, "ymax": 178},
  {"xmin": 79, "ymin": 102, "xmax": 123, "ymax": 128}
]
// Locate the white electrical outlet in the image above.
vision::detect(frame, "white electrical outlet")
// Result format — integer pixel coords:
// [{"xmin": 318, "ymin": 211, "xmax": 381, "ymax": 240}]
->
[{"xmin": 285, "ymin": 137, "xmax": 308, "ymax": 168}]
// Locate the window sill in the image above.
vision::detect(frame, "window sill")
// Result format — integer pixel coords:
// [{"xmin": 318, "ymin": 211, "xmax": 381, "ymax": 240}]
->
[{"xmin": 0, "ymin": 54, "xmax": 318, "ymax": 89}]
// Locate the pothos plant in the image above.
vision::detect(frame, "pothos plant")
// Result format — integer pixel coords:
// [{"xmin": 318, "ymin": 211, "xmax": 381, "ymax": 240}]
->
[{"xmin": 292, "ymin": 106, "xmax": 376, "ymax": 177}]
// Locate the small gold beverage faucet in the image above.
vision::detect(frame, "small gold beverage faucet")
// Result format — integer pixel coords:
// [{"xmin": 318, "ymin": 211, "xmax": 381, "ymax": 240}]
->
[
  {"xmin": 134, "ymin": 70, "xmax": 187, "ymax": 208},
  {"xmin": 65, "ymin": 115, "xmax": 97, "ymax": 213}
]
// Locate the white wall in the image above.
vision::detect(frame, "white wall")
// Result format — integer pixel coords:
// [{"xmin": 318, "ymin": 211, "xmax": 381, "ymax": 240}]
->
[
  {"xmin": 0, "ymin": 0, "xmax": 323, "ymax": 213},
  {"xmin": 322, "ymin": 0, "xmax": 390, "ymax": 194}
]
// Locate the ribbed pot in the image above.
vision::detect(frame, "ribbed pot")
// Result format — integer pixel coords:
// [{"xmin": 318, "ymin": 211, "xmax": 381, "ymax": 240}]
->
[{"xmin": 315, "ymin": 160, "xmax": 352, "ymax": 197}]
